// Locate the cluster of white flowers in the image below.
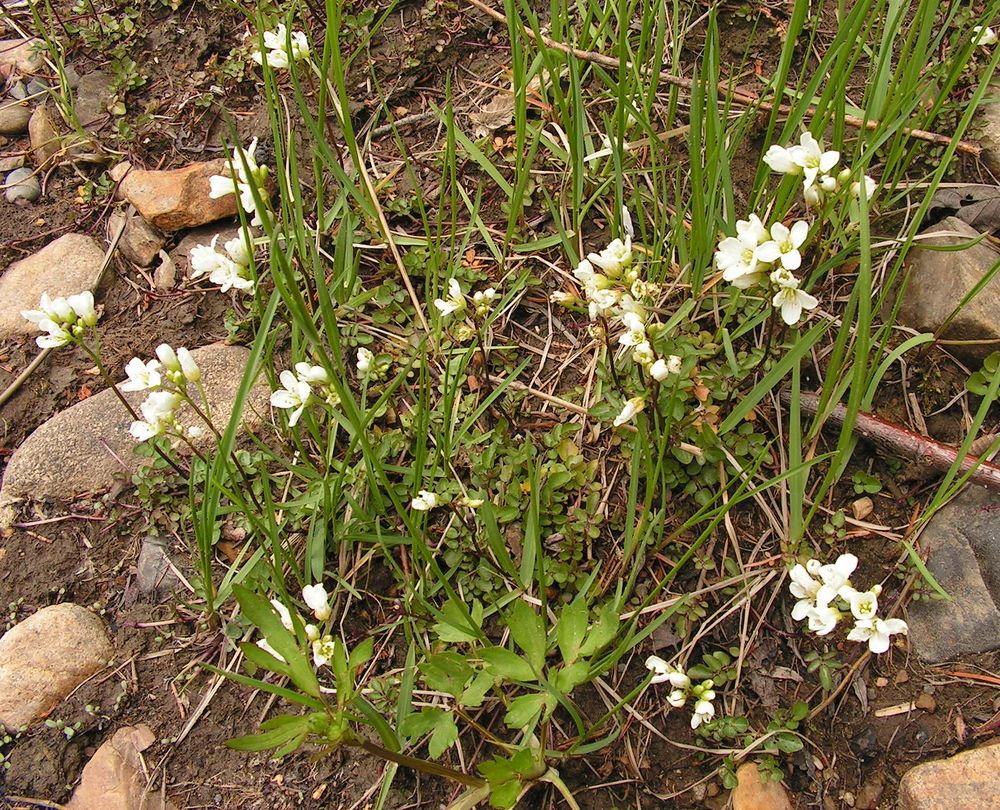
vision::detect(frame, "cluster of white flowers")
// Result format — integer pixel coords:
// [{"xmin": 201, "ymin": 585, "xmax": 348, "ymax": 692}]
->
[
  {"xmin": 209, "ymin": 137, "xmax": 269, "ymax": 228},
  {"xmin": 645, "ymin": 656, "xmax": 717, "ymax": 729},
  {"xmin": 356, "ymin": 347, "xmax": 391, "ymax": 381},
  {"xmin": 22, "ymin": 292, "xmax": 98, "ymax": 349},
  {"xmin": 433, "ymin": 279, "xmax": 497, "ymax": 320},
  {"xmin": 122, "ymin": 344, "xmax": 204, "ymax": 441},
  {"xmin": 789, "ymin": 553, "xmax": 908, "ymax": 654},
  {"xmin": 269, "ymin": 362, "xmax": 338, "ymax": 427},
  {"xmin": 258, "ymin": 582, "xmax": 342, "ymax": 668},
  {"xmin": 251, "ymin": 24, "xmax": 310, "ymax": 69},
  {"xmin": 410, "ymin": 490, "xmax": 440, "ymax": 511},
  {"xmin": 974, "ymin": 25, "xmax": 998, "ymax": 47},
  {"xmin": 189, "ymin": 232, "xmax": 255, "ymax": 294}
]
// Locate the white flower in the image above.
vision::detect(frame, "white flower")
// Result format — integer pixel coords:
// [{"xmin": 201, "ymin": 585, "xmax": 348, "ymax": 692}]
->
[
  {"xmin": 312, "ymin": 635, "xmax": 336, "ymax": 668},
  {"xmin": 156, "ymin": 344, "xmax": 180, "ymax": 372},
  {"xmin": 129, "ymin": 390, "xmax": 180, "ymax": 441},
  {"xmin": 803, "ymin": 185, "xmax": 825, "ymax": 208},
  {"xmin": 186, "ymin": 425, "xmax": 204, "ymax": 440},
  {"xmin": 472, "ymin": 287, "xmax": 497, "ymax": 315},
  {"xmin": 224, "ymin": 234, "xmax": 253, "ymax": 267},
  {"xmin": 211, "ymin": 260, "xmax": 255, "ymax": 293},
  {"xmin": 433, "ymin": 278, "xmax": 466, "ymax": 316},
  {"xmin": 650, "ymin": 354, "xmax": 682, "ymax": 381},
  {"xmin": 617, "ymin": 311, "xmax": 647, "ymax": 348},
  {"xmin": 691, "ymin": 697, "xmax": 716, "ymax": 729},
  {"xmin": 22, "ymin": 292, "xmax": 68, "ymax": 327},
  {"xmin": 587, "ymin": 288, "xmax": 621, "ymax": 319},
  {"xmin": 716, "ymin": 214, "xmax": 769, "ymax": 287},
  {"xmin": 816, "ymin": 553, "xmax": 858, "ymax": 604},
  {"xmin": 845, "ymin": 586, "xmax": 880, "ymax": 622},
  {"xmin": 302, "ymin": 583, "xmax": 331, "ymax": 621},
  {"xmin": 645, "ymin": 656, "xmax": 691, "ymax": 689},
  {"xmin": 572, "ymin": 259, "xmax": 601, "ymax": 288},
  {"xmin": 851, "ymin": 175, "xmax": 877, "ymax": 200},
  {"xmin": 974, "ymin": 25, "xmax": 998, "ymax": 47},
  {"xmin": 256, "ymin": 638, "xmax": 286, "ymax": 664},
  {"xmin": 34, "ymin": 318, "xmax": 74, "ymax": 348},
  {"xmin": 189, "ymin": 235, "xmax": 229, "ymax": 279},
  {"xmin": 67, "ymin": 292, "xmax": 97, "ymax": 326},
  {"xmin": 304, "ymin": 624, "xmax": 320, "ymax": 642},
  {"xmin": 270, "ymin": 599, "xmax": 294, "ymax": 631},
  {"xmin": 772, "ymin": 281, "xmax": 819, "ymax": 326},
  {"xmin": 121, "ymin": 357, "xmax": 163, "ymax": 392},
  {"xmin": 253, "ymin": 24, "xmax": 310, "ymax": 68},
  {"xmin": 550, "ymin": 291, "xmax": 578, "ymax": 306},
  {"xmin": 356, "ymin": 347, "xmax": 374, "ymax": 376},
  {"xmin": 806, "ymin": 602, "xmax": 842, "ymax": 636},
  {"xmin": 209, "ymin": 139, "xmax": 268, "ymax": 227},
  {"xmin": 411, "ymin": 490, "xmax": 439, "ymax": 511},
  {"xmin": 294, "ymin": 362, "xmax": 328, "ymax": 384},
  {"xmin": 631, "ymin": 341, "xmax": 655, "ymax": 367},
  {"xmin": 757, "ymin": 221, "xmax": 809, "ymax": 271},
  {"xmin": 789, "ymin": 562, "xmax": 824, "ymax": 622},
  {"xmin": 270, "ymin": 369, "xmax": 312, "ymax": 426},
  {"xmin": 613, "ymin": 397, "xmax": 645, "ymax": 427},
  {"xmin": 847, "ymin": 617, "xmax": 908, "ymax": 654},
  {"xmin": 763, "ymin": 144, "xmax": 804, "ymax": 175},
  {"xmin": 176, "ymin": 347, "xmax": 200, "ymax": 382},
  {"xmin": 588, "ymin": 237, "xmax": 633, "ymax": 276},
  {"xmin": 795, "ymin": 132, "xmax": 840, "ymax": 191}
]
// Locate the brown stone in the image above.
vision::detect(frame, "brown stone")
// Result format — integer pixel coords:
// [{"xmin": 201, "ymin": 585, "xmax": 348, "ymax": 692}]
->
[
  {"xmin": 28, "ymin": 103, "xmax": 61, "ymax": 168},
  {"xmin": 0, "ymin": 98, "xmax": 30, "ymax": 136},
  {"xmin": 119, "ymin": 160, "xmax": 238, "ymax": 231},
  {"xmin": 730, "ymin": 763, "xmax": 794, "ymax": 810},
  {"xmin": 899, "ymin": 743, "xmax": 1000, "ymax": 810},
  {"xmin": 65, "ymin": 725, "xmax": 176, "ymax": 810},
  {"xmin": 109, "ymin": 209, "xmax": 166, "ymax": 267},
  {"xmin": 0, "ymin": 38, "xmax": 44, "ymax": 80},
  {"xmin": 0, "ymin": 604, "xmax": 113, "ymax": 731}
]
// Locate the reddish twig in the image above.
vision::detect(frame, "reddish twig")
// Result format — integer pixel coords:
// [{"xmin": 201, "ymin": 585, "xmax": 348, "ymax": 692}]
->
[{"xmin": 784, "ymin": 390, "xmax": 1000, "ymax": 492}]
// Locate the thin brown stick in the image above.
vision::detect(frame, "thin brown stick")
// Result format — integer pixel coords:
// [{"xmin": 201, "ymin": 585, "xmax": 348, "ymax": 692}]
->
[
  {"xmin": 785, "ymin": 390, "xmax": 1000, "ymax": 492},
  {"xmin": 465, "ymin": 0, "xmax": 981, "ymax": 157}
]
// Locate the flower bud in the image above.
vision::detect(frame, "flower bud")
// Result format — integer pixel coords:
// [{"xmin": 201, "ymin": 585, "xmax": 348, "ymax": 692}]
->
[
  {"xmin": 177, "ymin": 347, "xmax": 200, "ymax": 382},
  {"xmin": 156, "ymin": 344, "xmax": 180, "ymax": 372}
]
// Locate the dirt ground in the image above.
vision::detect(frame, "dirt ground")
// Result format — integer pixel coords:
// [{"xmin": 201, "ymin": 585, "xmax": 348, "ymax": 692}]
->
[{"xmin": 2, "ymin": 0, "xmax": 1000, "ymax": 808}]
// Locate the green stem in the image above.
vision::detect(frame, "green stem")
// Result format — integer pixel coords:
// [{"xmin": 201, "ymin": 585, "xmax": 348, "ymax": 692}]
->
[{"xmin": 351, "ymin": 738, "xmax": 486, "ymax": 788}]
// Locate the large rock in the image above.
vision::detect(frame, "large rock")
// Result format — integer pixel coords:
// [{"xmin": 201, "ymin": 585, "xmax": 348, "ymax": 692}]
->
[
  {"xmin": 119, "ymin": 160, "xmax": 238, "ymax": 231},
  {"xmin": 72, "ymin": 70, "xmax": 113, "ymax": 129},
  {"xmin": 908, "ymin": 485, "xmax": 1000, "ymax": 661},
  {"xmin": 979, "ymin": 93, "xmax": 1000, "ymax": 175},
  {"xmin": 0, "ymin": 344, "xmax": 269, "ymax": 519},
  {"xmin": 898, "ymin": 743, "xmax": 1000, "ymax": 810},
  {"xmin": 0, "ymin": 233, "xmax": 105, "ymax": 338},
  {"xmin": 897, "ymin": 217, "xmax": 1000, "ymax": 362},
  {"xmin": 730, "ymin": 763, "xmax": 794, "ymax": 810},
  {"xmin": 0, "ymin": 38, "xmax": 44, "ymax": 79},
  {"xmin": 0, "ymin": 604, "xmax": 112, "ymax": 731},
  {"xmin": 0, "ymin": 98, "xmax": 30, "ymax": 136},
  {"xmin": 65, "ymin": 725, "xmax": 176, "ymax": 810}
]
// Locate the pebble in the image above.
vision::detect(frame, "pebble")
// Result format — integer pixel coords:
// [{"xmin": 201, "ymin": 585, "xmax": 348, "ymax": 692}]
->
[
  {"xmin": 135, "ymin": 536, "xmax": 180, "ymax": 598},
  {"xmin": 0, "ymin": 233, "xmax": 105, "ymax": 339},
  {"xmin": 730, "ymin": 763, "xmax": 793, "ymax": 810},
  {"xmin": 5, "ymin": 166, "xmax": 39, "ymax": 204},
  {"xmin": 109, "ymin": 208, "xmax": 165, "ymax": 267},
  {"xmin": 915, "ymin": 692, "xmax": 937, "ymax": 713},
  {"xmin": 25, "ymin": 77, "xmax": 50, "ymax": 97},
  {"xmin": 119, "ymin": 159, "xmax": 240, "ymax": 231},
  {"xmin": 849, "ymin": 726, "xmax": 880, "ymax": 762},
  {"xmin": 0, "ymin": 98, "xmax": 29, "ymax": 135},
  {"xmin": 0, "ymin": 154, "xmax": 25, "ymax": 172},
  {"xmin": 72, "ymin": 70, "xmax": 112, "ymax": 129},
  {"xmin": 28, "ymin": 103, "xmax": 61, "ymax": 168},
  {"xmin": 0, "ymin": 604, "xmax": 113, "ymax": 731},
  {"xmin": 0, "ymin": 38, "xmax": 44, "ymax": 79},
  {"xmin": 898, "ymin": 742, "xmax": 1000, "ymax": 810},
  {"xmin": 8, "ymin": 80, "xmax": 26, "ymax": 100},
  {"xmin": 64, "ymin": 725, "xmax": 177, "ymax": 810}
]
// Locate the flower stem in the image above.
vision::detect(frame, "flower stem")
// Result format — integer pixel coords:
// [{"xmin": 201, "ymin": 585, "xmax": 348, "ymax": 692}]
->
[{"xmin": 350, "ymin": 738, "xmax": 486, "ymax": 788}]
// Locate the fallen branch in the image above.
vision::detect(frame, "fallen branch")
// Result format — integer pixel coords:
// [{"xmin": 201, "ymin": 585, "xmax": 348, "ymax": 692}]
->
[
  {"xmin": 784, "ymin": 390, "xmax": 1000, "ymax": 492},
  {"xmin": 465, "ymin": 0, "xmax": 982, "ymax": 157}
]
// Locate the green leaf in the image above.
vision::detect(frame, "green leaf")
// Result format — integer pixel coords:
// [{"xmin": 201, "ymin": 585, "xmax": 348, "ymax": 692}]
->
[
  {"xmin": 775, "ymin": 733, "xmax": 804, "ymax": 753},
  {"xmin": 421, "ymin": 652, "xmax": 475, "ymax": 697},
  {"xmin": 556, "ymin": 601, "xmax": 588, "ymax": 665},
  {"xmin": 508, "ymin": 600, "xmax": 547, "ymax": 673},
  {"xmin": 552, "ymin": 661, "xmax": 589, "ymax": 694},
  {"xmin": 479, "ymin": 647, "xmax": 537, "ymax": 682},
  {"xmin": 348, "ymin": 637, "xmax": 375, "ymax": 672},
  {"xmin": 461, "ymin": 669, "xmax": 496, "ymax": 708},
  {"xmin": 578, "ymin": 602, "xmax": 620, "ymax": 658},
  {"xmin": 433, "ymin": 599, "xmax": 482, "ymax": 643},
  {"xmin": 226, "ymin": 713, "xmax": 314, "ymax": 752},
  {"xmin": 400, "ymin": 708, "xmax": 459, "ymax": 758},
  {"xmin": 504, "ymin": 692, "xmax": 555, "ymax": 731}
]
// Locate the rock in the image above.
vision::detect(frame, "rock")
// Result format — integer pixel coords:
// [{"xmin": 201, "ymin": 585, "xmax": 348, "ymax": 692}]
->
[
  {"xmin": 109, "ymin": 160, "xmax": 132, "ymax": 184},
  {"xmin": 980, "ymin": 95, "xmax": 1000, "ymax": 176},
  {"xmin": 915, "ymin": 692, "xmax": 937, "ymax": 713},
  {"xmin": 135, "ymin": 536, "xmax": 179, "ymax": 598},
  {"xmin": 65, "ymin": 725, "xmax": 176, "ymax": 810},
  {"xmin": 5, "ymin": 166, "xmax": 39, "ymax": 205},
  {"xmin": 109, "ymin": 209, "xmax": 165, "ymax": 267},
  {"xmin": 848, "ymin": 726, "xmax": 880, "ymax": 762},
  {"xmin": 0, "ymin": 38, "xmax": 44, "ymax": 80},
  {"xmin": 0, "ymin": 153, "xmax": 25, "ymax": 172},
  {"xmin": 25, "ymin": 77, "xmax": 50, "ymax": 97},
  {"xmin": 898, "ymin": 743, "xmax": 1000, "ymax": 810},
  {"xmin": 73, "ymin": 70, "xmax": 112, "ymax": 129},
  {"xmin": 0, "ymin": 99, "xmax": 30, "ymax": 135},
  {"xmin": 897, "ymin": 217, "xmax": 1000, "ymax": 362},
  {"xmin": 28, "ymin": 103, "xmax": 61, "ymax": 168},
  {"xmin": 730, "ymin": 763, "xmax": 793, "ymax": 810},
  {"xmin": 0, "ymin": 604, "xmax": 112, "ymax": 731},
  {"xmin": 0, "ymin": 233, "xmax": 105, "ymax": 338},
  {"xmin": 8, "ymin": 80, "xmax": 26, "ymax": 100},
  {"xmin": 908, "ymin": 485, "xmax": 1000, "ymax": 661},
  {"xmin": 119, "ymin": 160, "xmax": 238, "ymax": 231},
  {"xmin": 153, "ymin": 250, "xmax": 176, "ymax": 290},
  {"xmin": 0, "ymin": 344, "xmax": 270, "ymax": 518}
]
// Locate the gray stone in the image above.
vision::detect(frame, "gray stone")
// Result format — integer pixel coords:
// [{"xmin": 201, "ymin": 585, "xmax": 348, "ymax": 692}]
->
[
  {"xmin": 908, "ymin": 485, "xmax": 1000, "ymax": 662},
  {"xmin": 0, "ymin": 98, "xmax": 29, "ymax": 135},
  {"xmin": 109, "ymin": 160, "xmax": 131, "ymax": 185},
  {"xmin": 119, "ymin": 160, "xmax": 239, "ymax": 231},
  {"xmin": 0, "ymin": 38, "xmax": 44, "ymax": 80},
  {"xmin": 899, "ymin": 743, "xmax": 1000, "ymax": 810},
  {"xmin": 897, "ymin": 217, "xmax": 1000, "ymax": 361},
  {"xmin": 7, "ymin": 80, "xmax": 26, "ymax": 100},
  {"xmin": 24, "ymin": 78, "xmax": 49, "ymax": 97},
  {"xmin": 980, "ymin": 93, "xmax": 1000, "ymax": 176},
  {"xmin": 0, "ymin": 233, "xmax": 105, "ymax": 338},
  {"xmin": 135, "ymin": 536, "xmax": 179, "ymax": 597},
  {"xmin": 0, "ymin": 604, "xmax": 113, "ymax": 731},
  {"xmin": 65, "ymin": 724, "xmax": 177, "ymax": 810},
  {"xmin": 0, "ymin": 153, "xmax": 25, "ymax": 172},
  {"xmin": 73, "ymin": 70, "xmax": 112, "ymax": 129},
  {"xmin": 0, "ymin": 344, "xmax": 270, "ymax": 517},
  {"xmin": 153, "ymin": 250, "xmax": 176, "ymax": 290},
  {"xmin": 5, "ymin": 166, "xmax": 39, "ymax": 204},
  {"xmin": 28, "ymin": 103, "xmax": 61, "ymax": 168},
  {"xmin": 109, "ymin": 209, "xmax": 165, "ymax": 267}
]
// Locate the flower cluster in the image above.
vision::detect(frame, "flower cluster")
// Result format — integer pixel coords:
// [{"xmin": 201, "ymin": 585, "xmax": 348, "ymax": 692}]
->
[
  {"xmin": 974, "ymin": 25, "xmax": 998, "ymax": 47},
  {"xmin": 22, "ymin": 292, "xmax": 98, "ymax": 348},
  {"xmin": 432, "ymin": 278, "xmax": 499, "ymax": 343},
  {"xmin": 764, "ymin": 132, "xmax": 876, "ymax": 211},
  {"xmin": 645, "ymin": 656, "xmax": 717, "ymax": 729},
  {"xmin": 356, "ymin": 347, "xmax": 391, "ymax": 381},
  {"xmin": 714, "ymin": 214, "xmax": 818, "ymax": 326},
  {"xmin": 189, "ymin": 232, "xmax": 255, "ymax": 294},
  {"xmin": 258, "ymin": 582, "xmax": 342, "ymax": 668},
  {"xmin": 123, "ymin": 344, "xmax": 205, "ymax": 441},
  {"xmin": 209, "ymin": 137, "xmax": 269, "ymax": 228},
  {"xmin": 251, "ymin": 24, "xmax": 310, "ymax": 69},
  {"xmin": 269, "ymin": 362, "xmax": 338, "ymax": 427},
  {"xmin": 789, "ymin": 553, "xmax": 908, "ymax": 654}
]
